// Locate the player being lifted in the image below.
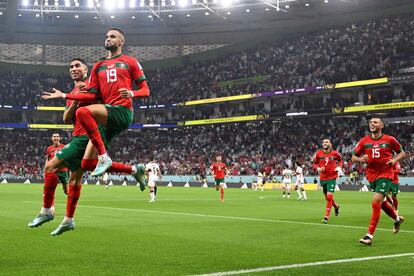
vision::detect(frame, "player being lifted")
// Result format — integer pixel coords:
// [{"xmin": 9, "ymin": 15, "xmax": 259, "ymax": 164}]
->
[
  {"xmin": 313, "ymin": 139, "xmax": 342, "ymax": 224},
  {"xmin": 352, "ymin": 118, "xmax": 405, "ymax": 245},
  {"xmin": 42, "ymin": 27, "xmax": 149, "ymax": 181},
  {"xmin": 30, "ymin": 59, "xmax": 146, "ymax": 235},
  {"xmin": 281, "ymin": 165, "xmax": 293, "ymax": 199},
  {"xmin": 210, "ymin": 155, "xmax": 228, "ymax": 203},
  {"xmin": 145, "ymin": 158, "xmax": 161, "ymax": 203},
  {"xmin": 294, "ymin": 162, "xmax": 307, "ymax": 200}
]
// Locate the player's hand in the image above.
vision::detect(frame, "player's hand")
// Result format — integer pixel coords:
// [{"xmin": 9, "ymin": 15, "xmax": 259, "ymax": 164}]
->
[
  {"xmin": 62, "ymin": 183, "xmax": 68, "ymax": 195},
  {"xmin": 42, "ymin": 88, "xmax": 65, "ymax": 100},
  {"xmin": 318, "ymin": 167, "xmax": 325, "ymax": 173},
  {"xmin": 360, "ymin": 154, "xmax": 369, "ymax": 163},
  {"xmin": 119, "ymin": 88, "xmax": 133, "ymax": 98},
  {"xmin": 75, "ymin": 82, "xmax": 88, "ymax": 91},
  {"xmin": 386, "ymin": 159, "xmax": 396, "ymax": 166}
]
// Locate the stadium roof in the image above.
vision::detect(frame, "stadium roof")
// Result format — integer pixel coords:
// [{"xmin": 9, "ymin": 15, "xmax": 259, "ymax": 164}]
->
[{"xmin": 0, "ymin": 0, "xmax": 413, "ymax": 46}]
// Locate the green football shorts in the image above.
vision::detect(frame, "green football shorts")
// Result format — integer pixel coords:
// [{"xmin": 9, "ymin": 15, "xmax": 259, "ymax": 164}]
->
[
  {"xmin": 55, "ymin": 135, "xmax": 89, "ymax": 172},
  {"xmin": 389, "ymin": 183, "xmax": 399, "ymax": 196},
  {"xmin": 103, "ymin": 104, "xmax": 133, "ymax": 147},
  {"xmin": 369, "ymin": 178, "xmax": 393, "ymax": 196},
  {"xmin": 320, "ymin": 178, "xmax": 336, "ymax": 194},
  {"xmin": 57, "ymin": 171, "xmax": 69, "ymax": 185}
]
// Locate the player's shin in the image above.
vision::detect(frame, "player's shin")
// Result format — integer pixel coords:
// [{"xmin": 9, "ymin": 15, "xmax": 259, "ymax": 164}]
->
[
  {"xmin": 368, "ymin": 201, "xmax": 382, "ymax": 235},
  {"xmin": 42, "ymin": 172, "xmax": 59, "ymax": 214},
  {"xmin": 65, "ymin": 183, "xmax": 82, "ymax": 222},
  {"xmin": 381, "ymin": 201, "xmax": 398, "ymax": 220}
]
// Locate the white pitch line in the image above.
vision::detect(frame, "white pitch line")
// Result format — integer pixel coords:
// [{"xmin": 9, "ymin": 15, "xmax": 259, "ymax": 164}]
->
[
  {"xmin": 22, "ymin": 201, "xmax": 414, "ymax": 233},
  {"xmin": 191, "ymin": 253, "xmax": 414, "ymax": 276}
]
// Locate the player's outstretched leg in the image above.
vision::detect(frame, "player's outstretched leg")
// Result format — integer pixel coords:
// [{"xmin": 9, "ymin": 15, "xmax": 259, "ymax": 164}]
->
[
  {"xmin": 220, "ymin": 187, "xmax": 225, "ymax": 203},
  {"xmin": 380, "ymin": 201, "xmax": 404, "ymax": 234},
  {"xmin": 295, "ymin": 185, "xmax": 303, "ymax": 200},
  {"xmin": 81, "ymin": 158, "xmax": 146, "ymax": 191}
]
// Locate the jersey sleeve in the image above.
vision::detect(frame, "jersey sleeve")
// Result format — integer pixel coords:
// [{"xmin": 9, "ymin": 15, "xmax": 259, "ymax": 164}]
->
[
  {"xmin": 129, "ymin": 57, "xmax": 146, "ymax": 83},
  {"xmin": 389, "ymin": 136, "xmax": 403, "ymax": 153},
  {"xmin": 87, "ymin": 63, "xmax": 101, "ymax": 94},
  {"xmin": 353, "ymin": 139, "xmax": 364, "ymax": 156}
]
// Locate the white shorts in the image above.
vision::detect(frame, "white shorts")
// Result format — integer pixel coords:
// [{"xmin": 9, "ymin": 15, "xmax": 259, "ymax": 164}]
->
[
  {"xmin": 148, "ymin": 179, "xmax": 157, "ymax": 187},
  {"xmin": 295, "ymin": 180, "xmax": 304, "ymax": 188},
  {"xmin": 282, "ymin": 181, "xmax": 291, "ymax": 189}
]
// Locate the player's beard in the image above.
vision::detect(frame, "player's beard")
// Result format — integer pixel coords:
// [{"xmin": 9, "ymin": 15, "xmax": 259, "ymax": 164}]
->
[{"xmin": 105, "ymin": 44, "xmax": 118, "ymax": 52}]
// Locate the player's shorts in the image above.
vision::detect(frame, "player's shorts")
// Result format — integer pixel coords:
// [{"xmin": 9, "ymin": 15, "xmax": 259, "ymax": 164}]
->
[
  {"xmin": 55, "ymin": 135, "xmax": 90, "ymax": 172},
  {"xmin": 147, "ymin": 179, "xmax": 157, "ymax": 187},
  {"xmin": 103, "ymin": 105, "xmax": 133, "ymax": 146},
  {"xmin": 320, "ymin": 178, "xmax": 336, "ymax": 194},
  {"xmin": 295, "ymin": 179, "xmax": 304, "ymax": 188},
  {"xmin": 282, "ymin": 181, "xmax": 291, "ymax": 188},
  {"xmin": 215, "ymin": 178, "xmax": 224, "ymax": 186},
  {"xmin": 369, "ymin": 178, "xmax": 393, "ymax": 196},
  {"xmin": 57, "ymin": 171, "xmax": 69, "ymax": 185},
  {"xmin": 390, "ymin": 183, "xmax": 399, "ymax": 196}
]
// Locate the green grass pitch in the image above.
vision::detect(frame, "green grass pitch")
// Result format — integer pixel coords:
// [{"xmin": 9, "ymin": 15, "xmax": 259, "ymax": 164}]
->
[{"xmin": 1, "ymin": 184, "xmax": 413, "ymax": 275}]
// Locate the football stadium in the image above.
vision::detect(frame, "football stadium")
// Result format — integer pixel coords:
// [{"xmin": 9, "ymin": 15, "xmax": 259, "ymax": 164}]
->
[{"xmin": 0, "ymin": 0, "xmax": 413, "ymax": 275}]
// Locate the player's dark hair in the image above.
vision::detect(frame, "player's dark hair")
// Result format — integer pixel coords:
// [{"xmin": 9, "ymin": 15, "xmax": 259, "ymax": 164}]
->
[
  {"xmin": 109, "ymin": 27, "xmax": 125, "ymax": 36},
  {"xmin": 70, "ymin": 58, "xmax": 88, "ymax": 67}
]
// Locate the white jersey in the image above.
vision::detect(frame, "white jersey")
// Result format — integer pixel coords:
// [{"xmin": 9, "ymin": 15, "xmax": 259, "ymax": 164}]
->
[
  {"xmin": 296, "ymin": 166, "xmax": 304, "ymax": 183},
  {"xmin": 282, "ymin": 169, "xmax": 293, "ymax": 183},
  {"xmin": 145, "ymin": 162, "xmax": 160, "ymax": 182}
]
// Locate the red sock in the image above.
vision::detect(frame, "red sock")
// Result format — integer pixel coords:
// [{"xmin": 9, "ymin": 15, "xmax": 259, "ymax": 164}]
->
[
  {"xmin": 76, "ymin": 107, "xmax": 106, "ymax": 155},
  {"xmin": 386, "ymin": 196, "xmax": 393, "ymax": 205},
  {"xmin": 325, "ymin": 194, "xmax": 333, "ymax": 217},
  {"xmin": 108, "ymin": 162, "xmax": 132, "ymax": 174},
  {"xmin": 220, "ymin": 188, "xmax": 224, "ymax": 201},
  {"xmin": 43, "ymin": 172, "xmax": 58, "ymax": 208},
  {"xmin": 81, "ymin": 159, "xmax": 97, "ymax": 171},
  {"xmin": 332, "ymin": 199, "xmax": 339, "ymax": 209},
  {"xmin": 392, "ymin": 196, "xmax": 398, "ymax": 210},
  {"xmin": 381, "ymin": 201, "xmax": 398, "ymax": 220},
  {"xmin": 368, "ymin": 201, "xmax": 381, "ymax": 235},
  {"xmin": 66, "ymin": 184, "xmax": 82, "ymax": 218},
  {"xmin": 82, "ymin": 159, "xmax": 132, "ymax": 174}
]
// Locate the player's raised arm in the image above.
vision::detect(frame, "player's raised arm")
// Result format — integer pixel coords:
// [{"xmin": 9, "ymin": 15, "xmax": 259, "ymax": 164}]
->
[{"xmin": 42, "ymin": 88, "xmax": 98, "ymax": 102}]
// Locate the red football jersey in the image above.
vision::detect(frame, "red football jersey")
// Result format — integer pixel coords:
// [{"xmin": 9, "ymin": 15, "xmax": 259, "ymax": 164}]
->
[
  {"xmin": 88, "ymin": 54, "xmax": 145, "ymax": 110},
  {"xmin": 66, "ymin": 79, "xmax": 92, "ymax": 137},
  {"xmin": 210, "ymin": 162, "xmax": 227, "ymax": 180},
  {"xmin": 393, "ymin": 162, "xmax": 401, "ymax": 184},
  {"xmin": 353, "ymin": 134, "xmax": 403, "ymax": 182},
  {"xmin": 46, "ymin": 144, "xmax": 68, "ymax": 172},
  {"xmin": 312, "ymin": 150, "xmax": 342, "ymax": 181}
]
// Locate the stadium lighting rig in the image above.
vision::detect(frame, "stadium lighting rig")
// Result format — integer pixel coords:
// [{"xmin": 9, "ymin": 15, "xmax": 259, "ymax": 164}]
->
[{"xmin": 17, "ymin": 0, "xmax": 299, "ymax": 17}]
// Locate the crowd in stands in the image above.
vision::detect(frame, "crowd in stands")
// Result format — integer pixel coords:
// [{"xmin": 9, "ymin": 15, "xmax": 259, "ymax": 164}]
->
[
  {"xmin": 1, "ymin": 119, "xmax": 413, "ymax": 180},
  {"xmin": 0, "ymin": 14, "xmax": 413, "ymax": 109}
]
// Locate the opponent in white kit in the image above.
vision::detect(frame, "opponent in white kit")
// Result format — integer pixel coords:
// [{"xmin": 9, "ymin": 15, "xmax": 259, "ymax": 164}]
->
[
  {"xmin": 295, "ymin": 162, "xmax": 307, "ymax": 200},
  {"xmin": 282, "ymin": 165, "xmax": 293, "ymax": 199},
  {"xmin": 145, "ymin": 158, "xmax": 162, "ymax": 203}
]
